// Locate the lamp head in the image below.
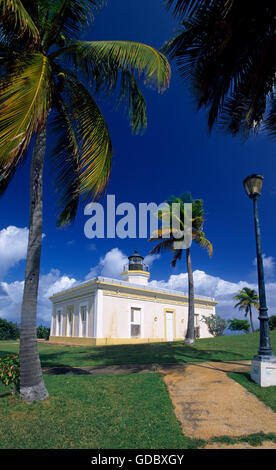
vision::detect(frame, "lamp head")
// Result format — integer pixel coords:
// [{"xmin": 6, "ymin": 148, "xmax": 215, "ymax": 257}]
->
[{"xmin": 243, "ymin": 174, "xmax": 264, "ymax": 199}]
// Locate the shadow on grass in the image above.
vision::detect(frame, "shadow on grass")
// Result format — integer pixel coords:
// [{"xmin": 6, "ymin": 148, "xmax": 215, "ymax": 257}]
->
[{"xmin": 37, "ymin": 341, "xmax": 245, "ymax": 369}]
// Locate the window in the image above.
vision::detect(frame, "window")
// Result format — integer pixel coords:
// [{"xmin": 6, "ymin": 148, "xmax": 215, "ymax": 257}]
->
[
  {"xmin": 80, "ymin": 305, "xmax": 87, "ymax": 337},
  {"xmin": 130, "ymin": 307, "xmax": 141, "ymax": 337}
]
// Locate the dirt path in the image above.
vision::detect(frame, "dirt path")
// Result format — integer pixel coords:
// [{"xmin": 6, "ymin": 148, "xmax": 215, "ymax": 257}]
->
[{"xmin": 158, "ymin": 361, "xmax": 276, "ymax": 448}]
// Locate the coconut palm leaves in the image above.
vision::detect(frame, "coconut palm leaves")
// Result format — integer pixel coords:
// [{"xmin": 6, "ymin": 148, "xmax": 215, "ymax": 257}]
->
[
  {"xmin": 51, "ymin": 40, "xmax": 170, "ymax": 133},
  {"xmin": 150, "ymin": 193, "xmax": 213, "ymax": 260},
  {"xmin": 0, "ymin": 52, "xmax": 53, "ymax": 192},
  {"xmin": 164, "ymin": 0, "xmax": 276, "ymax": 138},
  {"xmin": 234, "ymin": 287, "xmax": 259, "ymax": 333},
  {"xmin": 0, "ymin": 0, "xmax": 40, "ymax": 43},
  {"xmin": 0, "ymin": 2, "xmax": 171, "ymax": 221},
  {"xmin": 52, "ymin": 74, "xmax": 112, "ymax": 225},
  {"xmin": 42, "ymin": 0, "xmax": 105, "ymax": 49},
  {"xmin": 58, "ymin": 40, "xmax": 171, "ymax": 93}
]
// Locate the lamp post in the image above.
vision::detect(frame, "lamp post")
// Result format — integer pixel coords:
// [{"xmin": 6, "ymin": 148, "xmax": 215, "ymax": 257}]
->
[{"xmin": 243, "ymin": 174, "xmax": 276, "ymax": 386}]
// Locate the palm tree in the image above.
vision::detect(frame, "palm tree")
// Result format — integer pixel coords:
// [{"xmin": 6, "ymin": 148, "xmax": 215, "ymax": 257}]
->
[
  {"xmin": 233, "ymin": 287, "xmax": 259, "ymax": 333},
  {"xmin": 0, "ymin": 0, "xmax": 171, "ymax": 402},
  {"xmin": 164, "ymin": 1, "xmax": 276, "ymax": 138},
  {"xmin": 149, "ymin": 192, "xmax": 212, "ymax": 344}
]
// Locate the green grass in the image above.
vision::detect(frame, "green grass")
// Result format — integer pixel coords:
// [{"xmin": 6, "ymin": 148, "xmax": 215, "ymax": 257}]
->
[
  {"xmin": 228, "ymin": 371, "xmax": 276, "ymax": 413},
  {"xmin": 1, "ymin": 331, "xmax": 275, "ymax": 368},
  {"xmin": 0, "ymin": 373, "xmax": 204, "ymax": 449},
  {"xmin": 210, "ymin": 432, "xmax": 276, "ymax": 447}
]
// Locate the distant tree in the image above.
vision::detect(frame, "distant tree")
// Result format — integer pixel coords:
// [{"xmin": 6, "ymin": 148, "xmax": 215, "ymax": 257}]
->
[
  {"xmin": 36, "ymin": 326, "xmax": 50, "ymax": 340},
  {"xmin": 228, "ymin": 318, "xmax": 250, "ymax": 333},
  {"xmin": 268, "ymin": 315, "xmax": 276, "ymax": 331},
  {"xmin": 233, "ymin": 288, "xmax": 259, "ymax": 333},
  {"xmin": 202, "ymin": 314, "xmax": 227, "ymax": 337},
  {"xmin": 0, "ymin": 318, "xmax": 20, "ymax": 340}
]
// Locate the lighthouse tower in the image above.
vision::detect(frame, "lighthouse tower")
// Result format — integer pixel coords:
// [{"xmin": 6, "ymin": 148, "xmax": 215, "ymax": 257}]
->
[{"xmin": 121, "ymin": 250, "xmax": 150, "ymax": 286}]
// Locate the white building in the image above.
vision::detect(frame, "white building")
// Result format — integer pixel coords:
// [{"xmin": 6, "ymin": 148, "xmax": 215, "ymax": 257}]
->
[{"xmin": 49, "ymin": 251, "xmax": 217, "ymax": 345}]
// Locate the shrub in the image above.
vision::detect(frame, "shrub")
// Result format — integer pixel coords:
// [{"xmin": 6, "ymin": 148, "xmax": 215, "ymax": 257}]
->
[
  {"xmin": 0, "ymin": 354, "xmax": 20, "ymax": 393},
  {"xmin": 268, "ymin": 315, "xmax": 276, "ymax": 331},
  {"xmin": 228, "ymin": 318, "xmax": 250, "ymax": 333},
  {"xmin": 202, "ymin": 314, "xmax": 227, "ymax": 336},
  {"xmin": 37, "ymin": 325, "xmax": 50, "ymax": 340},
  {"xmin": 0, "ymin": 318, "xmax": 20, "ymax": 340}
]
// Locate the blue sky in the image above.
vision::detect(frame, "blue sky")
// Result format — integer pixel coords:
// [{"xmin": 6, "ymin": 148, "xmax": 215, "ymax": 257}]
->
[{"xmin": 1, "ymin": 0, "xmax": 276, "ymax": 327}]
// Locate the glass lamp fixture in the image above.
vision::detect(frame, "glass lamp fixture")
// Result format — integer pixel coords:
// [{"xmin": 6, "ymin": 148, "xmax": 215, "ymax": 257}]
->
[{"xmin": 243, "ymin": 174, "xmax": 264, "ymax": 199}]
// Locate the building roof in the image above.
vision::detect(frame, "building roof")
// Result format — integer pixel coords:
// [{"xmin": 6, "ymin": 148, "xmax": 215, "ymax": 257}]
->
[{"xmin": 49, "ymin": 275, "xmax": 217, "ymax": 305}]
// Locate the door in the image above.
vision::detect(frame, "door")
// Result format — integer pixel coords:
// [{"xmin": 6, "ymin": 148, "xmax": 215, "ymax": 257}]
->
[{"xmin": 166, "ymin": 311, "xmax": 174, "ymax": 342}]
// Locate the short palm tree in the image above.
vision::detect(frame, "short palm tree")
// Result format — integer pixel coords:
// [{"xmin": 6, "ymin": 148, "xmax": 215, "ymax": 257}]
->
[
  {"xmin": 233, "ymin": 287, "xmax": 259, "ymax": 333},
  {"xmin": 149, "ymin": 192, "xmax": 212, "ymax": 344},
  {"xmin": 164, "ymin": 1, "xmax": 276, "ymax": 138},
  {"xmin": 0, "ymin": 0, "xmax": 171, "ymax": 402}
]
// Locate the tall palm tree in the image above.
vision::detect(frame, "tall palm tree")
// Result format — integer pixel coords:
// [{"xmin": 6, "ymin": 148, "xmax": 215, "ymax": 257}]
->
[
  {"xmin": 0, "ymin": 0, "xmax": 171, "ymax": 402},
  {"xmin": 149, "ymin": 192, "xmax": 212, "ymax": 344},
  {"xmin": 164, "ymin": 1, "xmax": 276, "ymax": 138},
  {"xmin": 233, "ymin": 287, "xmax": 259, "ymax": 333}
]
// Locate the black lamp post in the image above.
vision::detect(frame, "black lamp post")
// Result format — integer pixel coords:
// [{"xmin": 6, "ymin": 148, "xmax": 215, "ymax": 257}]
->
[{"xmin": 243, "ymin": 174, "xmax": 274, "ymax": 360}]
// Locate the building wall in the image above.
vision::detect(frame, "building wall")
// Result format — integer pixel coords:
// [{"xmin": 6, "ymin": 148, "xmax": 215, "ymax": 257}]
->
[
  {"xmin": 101, "ymin": 290, "xmax": 214, "ymax": 341},
  {"xmin": 49, "ymin": 286, "xmax": 215, "ymax": 345},
  {"xmin": 50, "ymin": 294, "xmax": 95, "ymax": 340}
]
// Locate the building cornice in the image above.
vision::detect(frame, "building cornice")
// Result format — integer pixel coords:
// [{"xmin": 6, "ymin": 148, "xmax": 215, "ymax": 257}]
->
[{"xmin": 49, "ymin": 276, "xmax": 217, "ymax": 306}]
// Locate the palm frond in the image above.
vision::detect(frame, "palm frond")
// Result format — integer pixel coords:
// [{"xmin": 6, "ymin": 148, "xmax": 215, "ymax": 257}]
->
[
  {"xmin": 0, "ymin": 52, "xmax": 53, "ymax": 193},
  {"xmin": 193, "ymin": 230, "xmax": 213, "ymax": 257},
  {"xmin": 51, "ymin": 73, "xmax": 112, "ymax": 226},
  {"xmin": 116, "ymin": 70, "xmax": 147, "ymax": 135},
  {"xmin": 165, "ymin": 0, "xmax": 211, "ymax": 17},
  {"xmin": 0, "ymin": 0, "xmax": 40, "ymax": 43},
  {"xmin": 43, "ymin": 0, "xmax": 104, "ymax": 48},
  {"xmin": 171, "ymin": 249, "xmax": 182, "ymax": 267},
  {"xmin": 149, "ymin": 238, "xmax": 174, "ymax": 255},
  {"xmin": 164, "ymin": 1, "xmax": 276, "ymax": 136},
  {"xmin": 53, "ymin": 40, "xmax": 171, "ymax": 94},
  {"xmin": 49, "ymin": 96, "xmax": 81, "ymax": 226}
]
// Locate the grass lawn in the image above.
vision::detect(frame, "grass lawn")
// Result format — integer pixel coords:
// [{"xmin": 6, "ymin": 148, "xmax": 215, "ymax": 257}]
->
[
  {"xmin": 1, "ymin": 334, "xmax": 276, "ymax": 449},
  {"xmin": 1, "ymin": 331, "xmax": 275, "ymax": 368},
  {"xmin": 0, "ymin": 373, "xmax": 204, "ymax": 449}
]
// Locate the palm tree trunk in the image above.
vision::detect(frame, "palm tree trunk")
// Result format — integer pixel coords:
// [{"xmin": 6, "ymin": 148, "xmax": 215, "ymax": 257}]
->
[
  {"xmin": 19, "ymin": 125, "xmax": 49, "ymax": 402},
  {"xmin": 249, "ymin": 305, "xmax": 255, "ymax": 333},
  {"xmin": 184, "ymin": 247, "xmax": 195, "ymax": 345}
]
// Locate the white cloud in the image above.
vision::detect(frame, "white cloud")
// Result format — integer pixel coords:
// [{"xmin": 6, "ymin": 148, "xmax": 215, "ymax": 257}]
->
[
  {"xmin": 0, "ymin": 270, "xmax": 77, "ymax": 324},
  {"xmin": 0, "ymin": 226, "xmax": 29, "ymax": 279},
  {"xmin": 144, "ymin": 253, "xmax": 160, "ymax": 267},
  {"xmin": 253, "ymin": 254, "xmax": 275, "ymax": 279},
  {"xmin": 86, "ymin": 247, "xmax": 128, "ymax": 280}
]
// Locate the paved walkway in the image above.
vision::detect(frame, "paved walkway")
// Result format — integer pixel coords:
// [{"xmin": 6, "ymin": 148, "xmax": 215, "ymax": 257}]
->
[{"xmin": 43, "ymin": 360, "xmax": 276, "ymax": 448}]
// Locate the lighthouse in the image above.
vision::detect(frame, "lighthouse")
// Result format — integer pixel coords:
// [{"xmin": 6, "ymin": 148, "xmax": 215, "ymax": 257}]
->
[{"xmin": 121, "ymin": 250, "xmax": 150, "ymax": 286}]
